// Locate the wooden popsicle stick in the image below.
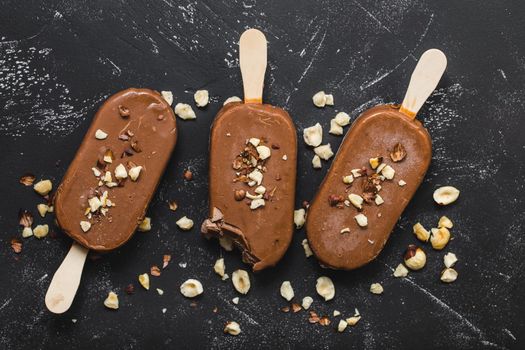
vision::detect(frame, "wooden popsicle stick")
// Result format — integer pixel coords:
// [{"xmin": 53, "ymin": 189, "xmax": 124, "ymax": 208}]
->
[
  {"xmin": 400, "ymin": 49, "xmax": 447, "ymax": 119},
  {"xmin": 239, "ymin": 28, "xmax": 267, "ymax": 104},
  {"xmin": 45, "ymin": 243, "xmax": 89, "ymax": 314}
]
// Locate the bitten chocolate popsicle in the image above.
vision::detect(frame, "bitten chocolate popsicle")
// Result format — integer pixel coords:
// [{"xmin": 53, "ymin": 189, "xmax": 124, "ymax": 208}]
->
[
  {"xmin": 46, "ymin": 88, "xmax": 177, "ymax": 313},
  {"xmin": 306, "ymin": 49, "xmax": 447, "ymax": 270},
  {"xmin": 201, "ymin": 29, "xmax": 297, "ymax": 271}
]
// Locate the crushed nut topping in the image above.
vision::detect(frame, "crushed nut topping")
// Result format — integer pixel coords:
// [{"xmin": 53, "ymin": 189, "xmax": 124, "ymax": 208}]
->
[
  {"xmin": 19, "ymin": 173, "xmax": 36, "ymax": 186},
  {"xmin": 11, "ymin": 238, "xmax": 22, "ymax": 253},
  {"xmin": 390, "ymin": 143, "xmax": 407, "ymax": 162}
]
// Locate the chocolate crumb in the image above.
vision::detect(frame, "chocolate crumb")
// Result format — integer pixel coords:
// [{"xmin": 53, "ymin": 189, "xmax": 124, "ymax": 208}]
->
[
  {"xmin": 118, "ymin": 105, "xmax": 130, "ymax": 118},
  {"xmin": 328, "ymin": 194, "xmax": 344, "ymax": 208},
  {"xmin": 150, "ymin": 265, "xmax": 161, "ymax": 277},
  {"xmin": 18, "ymin": 209, "xmax": 33, "ymax": 227}
]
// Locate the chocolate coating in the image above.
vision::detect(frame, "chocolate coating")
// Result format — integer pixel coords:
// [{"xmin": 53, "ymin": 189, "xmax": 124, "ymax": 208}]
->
[
  {"xmin": 54, "ymin": 88, "xmax": 177, "ymax": 251},
  {"xmin": 306, "ymin": 105, "xmax": 431, "ymax": 270},
  {"xmin": 202, "ymin": 102, "xmax": 297, "ymax": 271}
]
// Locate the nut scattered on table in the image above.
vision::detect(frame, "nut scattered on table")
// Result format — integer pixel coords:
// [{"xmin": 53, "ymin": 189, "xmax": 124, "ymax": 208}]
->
[
  {"xmin": 138, "ymin": 273, "xmax": 150, "ymax": 290},
  {"xmin": 430, "ymin": 227, "xmax": 451, "ymax": 250},
  {"xmin": 232, "ymin": 269, "xmax": 250, "ymax": 294},
  {"xmin": 370, "ymin": 283, "xmax": 384, "ymax": 295},
  {"xmin": 433, "ymin": 186, "xmax": 460, "ymax": 205},
  {"xmin": 37, "ymin": 204, "xmax": 50, "ymax": 217},
  {"xmin": 137, "ymin": 217, "xmax": 151, "ymax": 232},
  {"xmin": 174, "ymin": 103, "xmax": 197, "ymax": 120},
  {"xmin": 294, "ymin": 208, "xmax": 306, "ymax": 229},
  {"xmin": 354, "ymin": 213, "xmax": 368, "ymax": 227},
  {"xmin": 180, "ymin": 279, "xmax": 204, "ymax": 298},
  {"xmin": 314, "ymin": 144, "xmax": 334, "ymax": 160},
  {"xmin": 280, "ymin": 281, "xmax": 295, "ymax": 301},
  {"xmin": 194, "ymin": 89, "xmax": 209, "ymax": 107},
  {"xmin": 103, "ymin": 291, "xmax": 119, "ymax": 310},
  {"xmin": 393, "ymin": 263, "xmax": 409, "ymax": 278},
  {"xmin": 302, "ymin": 239, "xmax": 313, "ymax": 258},
  {"xmin": 404, "ymin": 245, "xmax": 427, "ymax": 270},
  {"xmin": 161, "ymin": 91, "xmax": 173, "ymax": 106},
  {"xmin": 33, "ymin": 179, "xmax": 52, "ymax": 196},
  {"xmin": 214, "ymin": 258, "xmax": 225, "ymax": 277},
  {"xmin": 312, "ymin": 155, "xmax": 322, "ymax": 169},
  {"xmin": 333, "ymin": 112, "xmax": 350, "ymax": 126},
  {"xmin": 224, "ymin": 321, "xmax": 241, "ymax": 336},
  {"xmin": 176, "ymin": 216, "xmax": 194, "ymax": 230},
  {"xmin": 443, "ymin": 252, "xmax": 458, "ymax": 268},
  {"xmin": 440, "ymin": 268, "xmax": 458, "ymax": 283},
  {"xmin": 223, "ymin": 96, "xmax": 241, "ymax": 105},
  {"xmin": 302, "ymin": 296, "xmax": 313, "ymax": 310},
  {"xmin": 413, "ymin": 222, "xmax": 430, "ymax": 242},
  {"xmin": 337, "ymin": 320, "xmax": 348, "ymax": 332},
  {"xmin": 438, "ymin": 216, "xmax": 454, "ymax": 229},
  {"xmin": 33, "ymin": 224, "xmax": 49, "ymax": 239},
  {"xmin": 316, "ymin": 276, "xmax": 335, "ymax": 301},
  {"xmin": 329, "ymin": 119, "xmax": 343, "ymax": 135},
  {"xmin": 95, "ymin": 129, "xmax": 108, "ymax": 140},
  {"xmin": 312, "ymin": 91, "xmax": 334, "ymax": 107},
  {"xmin": 303, "ymin": 123, "xmax": 323, "ymax": 147},
  {"xmin": 346, "ymin": 315, "xmax": 361, "ymax": 326}
]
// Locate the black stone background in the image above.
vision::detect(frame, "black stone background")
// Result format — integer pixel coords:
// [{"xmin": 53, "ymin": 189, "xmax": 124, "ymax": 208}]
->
[{"xmin": 1, "ymin": 1, "xmax": 524, "ymax": 349}]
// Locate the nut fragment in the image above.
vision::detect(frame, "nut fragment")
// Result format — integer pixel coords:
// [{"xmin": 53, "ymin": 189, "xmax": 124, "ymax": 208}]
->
[
  {"xmin": 438, "ymin": 216, "xmax": 454, "ymax": 229},
  {"xmin": 312, "ymin": 155, "xmax": 322, "ymax": 169},
  {"xmin": 33, "ymin": 179, "xmax": 52, "ymax": 196},
  {"xmin": 381, "ymin": 165, "xmax": 395, "ymax": 180},
  {"xmin": 370, "ymin": 283, "xmax": 384, "ymax": 295},
  {"xmin": 369, "ymin": 157, "xmax": 382, "ymax": 170},
  {"xmin": 390, "ymin": 143, "xmax": 407, "ymax": 162},
  {"xmin": 161, "ymin": 91, "xmax": 173, "ymax": 105},
  {"xmin": 232, "ymin": 297, "xmax": 239, "ymax": 304},
  {"xmin": 224, "ymin": 321, "xmax": 241, "ymax": 336},
  {"xmin": 440, "ymin": 268, "xmax": 458, "ymax": 283},
  {"xmin": 348, "ymin": 193, "xmax": 364, "ymax": 209},
  {"xmin": 393, "ymin": 263, "xmax": 409, "ymax": 278},
  {"xmin": 443, "ymin": 252, "xmax": 458, "ymax": 268},
  {"xmin": 374, "ymin": 194, "xmax": 384, "ymax": 206},
  {"xmin": 329, "ymin": 119, "xmax": 343, "ymax": 135},
  {"xmin": 114, "ymin": 164, "xmax": 128, "ymax": 180},
  {"xmin": 314, "ymin": 144, "xmax": 334, "ymax": 160},
  {"xmin": 334, "ymin": 112, "xmax": 350, "ymax": 126},
  {"xmin": 137, "ymin": 217, "xmax": 151, "ymax": 232},
  {"xmin": 22, "ymin": 226, "xmax": 33, "ymax": 238},
  {"xmin": 214, "ymin": 258, "xmax": 225, "ymax": 277},
  {"xmin": 294, "ymin": 209, "xmax": 306, "ymax": 229},
  {"xmin": 232, "ymin": 270, "xmax": 250, "ymax": 294},
  {"xmin": 176, "ymin": 216, "xmax": 194, "ymax": 230},
  {"xmin": 174, "ymin": 103, "xmax": 197, "ymax": 120},
  {"xmin": 354, "ymin": 213, "xmax": 368, "ymax": 227},
  {"xmin": 234, "ymin": 189, "xmax": 246, "ymax": 201},
  {"xmin": 316, "ymin": 276, "xmax": 335, "ymax": 301},
  {"xmin": 11, "ymin": 239, "xmax": 22, "ymax": 253},
  {"xmin": 223, "ymin": 96, "xmax": 241, "ymax": 105},
  {"xmin": 138, "ymin": 273, "xmax": 150, "ymax": 290},
  {"xmin": 180, "ymin": 279, "xmax": 204, "ymax": 298},
  {"xmin": 19, "ymin": 173, "xmax": 36, "ymax": 186},
  {"xmin": 404, "ymin": 245, "xmax": 427, "ymax": 270},
  {"xmin": 433, "ymin": 186, "xmax": 460, "ymax": 205},
  {"xmin": 194, "ymin": 89, "xmax": 209, "ymax": 107},
  {"xmin": 95, "ymin": 129, "xmax": 108, "ymax": 140},
  {"xmin": 37, "ymin": 204, "xmax": 49, "ymax": 217},
  {"xmin": 302, "ymin": 296, "xmax": 313, "ymax": 310},
  {"xmin": 103, "ymin": 291, "xmax": 119, "ymax": 309},
  {"xmin": 346, "ymin": 316, "xmax": 361, "ymax": 326},
  {"xmin": 219, "ymin": 236, "xmax": 234, "ymax": 251},
  {"xmin": 413, "ymin": 222, "xmax": 430, "ymax": 242},
  {"xmin": 342, "ymin": 175, "xmax": 354, "ymax": 184},
  {"xmin": 302, "ymin": 239, "xmax": 313, "ymax": 258},
  {"xmin": 129, "ymin": 166, "xmax": 142, "ymax": 181},
  {"xmin": 256, "ymin": 145, "xmax": 271, "ymax": 160},
  {"xmin": 398, "ymin": 180, "xmax": 406, "ymax": 187},
  {"xmin": 80, "ymin": 221, "xmax": 91, "ymax": 233},
  {"xmin": 33, "ymin": 224, "xmax": 49, "ymax": 239},
  {"xmin": 312, "ymin": 91, "xmax": 333, "ymax": 107},
  {"xmin": 280, "ymin": 281, "xmax": 295, "ymax": 301},
  {"xmin": 430, "ymin": 227, "xmax": 451, "ymax": 250},
  {"xmin": 337, "ymin": 320, "xmax": 348, "ymax": 332},
  {"xmin": 250, "ymin": 198, "xmax": 265, "ymax": 210},
  {"xmin": 303, "ymin": 123, "xmax": 323, "ymax": 147}
]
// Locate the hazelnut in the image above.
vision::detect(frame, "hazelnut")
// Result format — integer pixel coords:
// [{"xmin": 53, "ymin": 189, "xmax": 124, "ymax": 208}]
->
[
  {"xmin": 114, "ymin": 164, "xmax": 128, "ymax": 180},
  {"xmin": 404, "ymin": 245, "xmax": 427, "ymax": 270},
  {"xmin": 443, "ymin": 252, "xmax": 458, "ymax": 268},
  {"xmin": 303, "ymin": 123, "xmax": 323, "ymax": 147},
  {"xmin": 312, "ymin": 155, "xmax": 322, "ymax": 169},
  {"xmin": 369, "ymin": 157, "xmax": 382, "ymax": 170},
  {"xmin": 348, "ymin": 193, "xmax": 364, "ymax": 209},
  {"xmin": 354, "ymin": 213, "xmax": 368, "ymax": 227},
  {"xmin": 342, "ymin": 175, "xmax": 354, "ymax": 184},
  {"xmin": 138, "ymin": 273, "xmax": 150, "ymax": 290},
  {"xmin": 329, "ymin": 119, "xmax": 343, "ymax": 135},
  {"xmin": 374, "ymin": 194, "xmax": 384, "ymax": 206},
  {"xmin": 328, "ymin": 194, "xmax": 344, "ymax": 207},
  {"xmin": 103, "ymin": 291, "xmax": 119, "ymax": 309},
  {"xmin": 337, "ymin": 320, "xmax": 348, "ymax": 332},
  {"xmin": 214, "ymin": 258, "xmax": 225, "ymax": 277},
  {"xmin": 194, "ymin": 89, "xmax": 209, "ymax": 107},
  {"xmin": 33, "ymin": 179, "xmax": 52, "ymax": 196},
  {"xmin": 294, "ymin": 209, "xmax": 306, "ymax": 229},
  {"xmin": 438, "ymin": 216, "xmax": 454, "ymax": 229},
  {"xmin": 232, "ymin": 297, "xmax": 239, "ymax": 304},
  {"xmin": 430, "ymin": 227, "xmax": 451, "ymax": 250},
  {"xmin": 398, "ymin": 179, "xmax": 406, "ymax": 187},
  {"xmin": 249, "ymin": 198, "xmax": 265, "ymax": 210},
  {"xmin": 333, "ymin": 310, "xmax": 341, "ymax": 317},
  {"xmin": 381, "ymin": 165, "xmax": 395, "ymax": 180},
  {"xmin": 33, "ymin": 224, "xmax": 49, "ymax": 239},
  {"xmin": 393, "ymin": 263, "xmax": 409, "ymax": 278},
  {"xmin": 80, "ymin": 221, "xmax": 91, "ymax": 233},
  {"xmin": 174, "ymin": 103, "xmax": 196, "ymax": 120},
  {"xmin": 346, "ymin": 316, "xmax": 361, "ymax": 326},
  {"xmin": 256, "ymin": 145, "xmax": 271, "ymax": 160},
  {"xmin": 232, "ymin": 269, "xmax": 250, "ymax": 294},
  {"xmin": 301, "ymin": 239, "xmax": 313, "ymax": 258},
  {"xmin": 433, "ymin": 186, "xmax": 460, "ymax": 205},
  {"xmin": 37, "ymin": 203, "xmax": 49, "ymax": 217},
  {"xmin": 22, "ymin": 226, "xmax": 33, "ymax": 238},
  {"xmin": 156, "ymin": 288, "xmax": 164, "ymax": 296},
  {"xmin": 129, "ymin": 166, "xmax": 142, "ymax": 181},
  {"xmin": 176, "ymin": 216, "xmax": 194, "ymax": 230},
  {"xmin": 333, "ymin": 112, "xmax": 350, "ymax": 126},
  {"xmin": 137, "ymin": 217, "xmax": 151, "ymax": 232},
  {"xmin": 351, "ymin": 168, "xmax": 363, "ymax": 178},
  {"xmin": 314, "ymin": 144, "xmax": 334, "ymax": 160},
  {"xmin": 370, "ymin": 283, "xmax": 384, "ymax": 295},
  {"xmin": 247, "ymin": 169, "xmax": 263, "ymax": 185},
  {"xmin": 390, "ymin": 143, "xmax": 407, "ymax": 162},
  {"xmin": 413, "ymin": 222, "xmax": 431, "ymax": 242},
  {"xmin": 255, "ymin": 186, "xmax": 266, "ymax": 195},
  {"xmin": 223, "ymin": 96, "xmax": 242, "ymax": 105},
  {"xmin": 219, "ymin": 236, "xmax": 234, "ymax": 251},
  {"xmin": 302, "ymin": 296, "xmax": 313, "ymax": 310},
  {"xmin": 316, "ymin": 276, "xmax": 335, "ymax": 301},
  {"xmin": 180, "ymin": 279, "xmax": 204, "ymax": 298},
  {"xmin": 280, "ymin": 281, "xmax": 294, "ymax": 301},
  {"xmin": 248, "ymin": 137, "xmax": 260, "ymax": 147},
  {"xmin": 440, "ymin": 268, "xmax": 458, "ymax": 283},
  {"xmin": 234, "ymin": 189, "xmax": 246, "ymax": 201},
  {"xmin": 312, "ymin": 91, "xmax": 328, "ymax": 107},
  {"xmin": 224, "ymin": 321, "xmax": 241, "ymax": 336},
  {"xmin": 161, "ymin": 91, "xmax": 173, "ymax": 105},
  {"xmin": 95, "ymin": 129, "xmax": 108, "ymax": 140}
]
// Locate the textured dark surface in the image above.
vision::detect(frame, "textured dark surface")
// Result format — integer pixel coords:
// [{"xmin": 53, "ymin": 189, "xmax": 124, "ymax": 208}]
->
[{"xmin": 1, "ymin": 1, "xmax": 524, "ymax": 349}]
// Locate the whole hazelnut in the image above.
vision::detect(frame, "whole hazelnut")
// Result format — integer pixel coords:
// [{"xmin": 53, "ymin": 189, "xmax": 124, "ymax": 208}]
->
[
  {"xmin": 234, "ymin": 189, "xmax": 246, "ymax": 201},
  {"xmin": 430, "ymin": 227, "xmax": 451, "ymax": 250},
  {"xmin": 404, "ymin": 245, "xmax": 427, "ymax": 270}
]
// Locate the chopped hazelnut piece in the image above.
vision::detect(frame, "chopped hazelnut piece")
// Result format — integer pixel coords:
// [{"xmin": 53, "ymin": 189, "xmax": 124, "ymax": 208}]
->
[
  {"xmin": 351, "ymin": 169, "xmax": 363, "ymax": 178},
  {"xmin": 404, "ymin": 245, "xmax": 427, "ymax": 270},
  {"xmin": 316, "ymin": 276, "xmax": 335, "ymax": 301},
  {"xmin": 312, "ymin": 91, "xmax": 333, "ymax": 107},
  {"xmin": 174, "ymin": 103, "xmax": 196, "ymax": 120},
  {"xmin": 156, "ymin": 288, "xmax": 164, "ymax": 295},
  {"xmin": 440, "ymin": 268, "xmax": 458, "ymax": 283},
  {"xmin": 369, "ymin": 157, "xmax": 382, "ymax": 170},
  {"xmin": 438, "ymin": 216, "xmax": 454, "ymax": 229},
  {"xmin": 22, "ymin": 226, "xmax": 33, "ymax": 238},
  {"xmin": 138, "ymin": 273, "xmax": 150, "ymax": 290},
  {"xmin": 294, "ymin": 208, "xmax": 306, "ymax": 229},
  {"xmin": 33, "ymin": 179, "xmax": 52, "ymax": 196},
  {"xmin": 329, "ymin": 119, "xmax": 343, "ymax": 135},
  {"xmin": 95, "ymin": 129, "xmax": 108, "ymax": 140},
  {"xmin": 430, "ymin": 227, "xmax": 451, "ymax": 250},
  {"xmin": 176, "ymin": 216, "xmax": 194, "ymax": 230},
  {"xmin": 168, "ymin": 201, "xmax": 178, "ymax": 211},
  {"xmin": 433, "ymin": 186, "xmax": 460, "ymax": 205},
  {"xmin": 248, "ymin": 138, "xmax": 260, "ymax": 147},
  {"xmin": 398, "ymin": 179, "xmax": 406, "ymax": 187},
  {"xmin": 302, "ymin": 296, "xmax": 313, "ymax": 310},
  {"xmin": 256, "ymin": 145, "xmax": 271, "ymax": 160},
  {"xmin": 92, "ymin": 167, "xmax": 101, "ymax": 177},
  {"xmin": 444, "ymin": 252, "xmax": 458, "ymax": 268},
  {"xmin": 33, "ymin": 224, "xmax": 49, "ymax": 239},
  {"xmin": 302, "ymin": 239, "xmax": 313, "ymax": 258},
  {"xmin": 234, "ymin": 189, "xmax": 246, "ymax": 201},
  {"xmin": 314, "ymin": 144, "xmax": 334, "ymax": 160},
  {"xmin": 129, "ymin": 166, "xmax": 142, "ymax": 181},
  {"xmin": 114, "ymin": 164, "xmax": 128, "ymax": 180},
  {"xmin": 370, "ymin": 283, "xmax": 384, "ymax": 295},
  {"xmin": 342, "ymin": 175, "xmax": 354, "ymax": 184},
  {"xmin": 138, "ymin": 217, "xmax": 151, "ymax": 232},
  {"xmin": 103, "ymin": 291, "xmax": 119, "ymax": 309},
  {"xmin": 162, "ymin": 254, "xmax": 171, "ymax": 269},
  {"xmin": 247, "ymin": 169, "xmax": 263, "ymax": 185},
  {"xmin": 250, "ymin": 198, "xmax": 265, "ymax": 210},
  {"xmin": 346, "ymin": 316, "xmax": 361, "ymax": 326},
  {"xmin": 223, "ymin": 96, "xmax": 242, "ymax": 105},
  {"xmin": 413, "ymin": 222, "xmax": 430, "ymax": 242},
  {"xmin": 232, "ymin": 270, "xmax": 250, "ymax": 294},
  {"xmin": 219, "ymin": 236, "xmax": 234, "ymax": 251},
  {"xmin": 180, "ymin": 279, "xmax": 204, "ymax": 298},
  {"xmin": 334, "ymin": 112, "xmax": 350, "ymax": 126},
  {"xmin": 80, "ymin": 221, "xmax": 91, "ymax": 233},
  {"xmin": 224, "ymin": 321, "xmax": 241, "ymax": 336},
  {"xmin": 280, "ymin": 281, "xmax": 294, "ymax": 301},
  {"xmin": 150, "ymin": 266, "xmax": 161, "ymax": 277},
  {"xmin": 390, "ymin": 143, "xmax": 407, "ymax": 162},
  {"xmin": 303, "ymin": 123, "xmax": 323, "ymax": 147},
  {"xmin": 348, "ymin": 193, "xmax": 364, "ymax": 209},
  {"xmin": 337, "ymin": 320, "xmax": 348, "ymax": 332},
  {"xmin": 161, "ymin": 91, "xmax": 173, "ymax": 105},
  {"xmin": 374, "ymin": 194, "xmax": 384, "ymax": 206},
  {"xmin": 37, "ymin": 204, "xmax": 49, "ymax": 217},
  {"xmin": 194, "ymin": 90, "xmax": 209, "ymax": 107},
  {"xmin": 11, "ymin": 239, "xmax": 22, "ymax": 253},
  {"xmin": 19, "ymin": 173, "xmax": 36, "ymax": 186},
  {"xmin": 354, "ymin": 213, "xmax": 368, "ymax": 227},
  {"xmin": 333, "ymin": 310, "xmax": 341, "ymax": 317},
  {"xmin": 232, "ymin": 297, "xmax": 239, "ymax": 304},
  {"xmin": 340, "ymin": 227, "xmax": 350, "ymax": 234},
  {"xmin": 393, "ymin": 263, "xmax": 409, "ymax": 278},
  {"xmin": 214, "ymin": 258, "xmax": 225, "ymax": 277},
  {"xmin": 381, "ymin": 165, "xmax": 395, "ymax": 180},
  {"xmin": 312, "ymin": 155, "xmax": 322, "ymax": 169}
]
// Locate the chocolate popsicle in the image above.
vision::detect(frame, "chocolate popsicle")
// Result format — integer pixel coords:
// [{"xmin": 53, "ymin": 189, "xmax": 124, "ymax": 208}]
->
[
  {"xmin": 46, "ymin": 88, "xmax": 177, "ymax": 313},
  {"xmin": 201, "ymin": 29, "xmax": 297, "ymax": 271},
  {"xmin": 306, "ymin": 49, "xmax": 447, "ymax": 270}
]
